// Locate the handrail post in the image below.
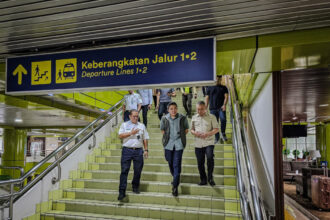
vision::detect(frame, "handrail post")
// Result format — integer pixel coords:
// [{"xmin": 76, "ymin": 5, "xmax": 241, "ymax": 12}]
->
[
  {"xmin": 51, "ymin": 153, "xmax": 61, "ymax": 184},
  {"xmin": 8, "ymin": 183, "xmax": 13, "ymax": 220}
]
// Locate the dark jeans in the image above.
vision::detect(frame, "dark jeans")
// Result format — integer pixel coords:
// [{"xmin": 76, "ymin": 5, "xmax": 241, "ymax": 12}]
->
[
  {"xmin": 119, "ymin": 147, "xmax": 144, "ymax": 193},
  {"xmin": 195, "ymin": 145, "xmax": 215, "ymax": 182},
  {"xmin": 153, "ymin": 96, "xmax": 157, "ymax": 108},
  {"xmin": 202, "ymin": 86, "xmax": 207, "ymax": 97},
  {"xmin": 123, "ymin": 110, "xmax": 130, "ymax": 122},
  {"xmin": 165, "ymin": 148, "xmax": 183, "ymax": 188},
  {"xmin": 141, "ymin": 105, "xmax": 149, "ymax": 127},
  {"xmin": 158, "ymin": 102, "xmax": 169, "ymax": 120},
  {"xmin": 210, "ymin": 109, "xmax": 226, "ymax": 141},
  {"xmin": 182, "ymin": 94, "xmax": 192, "ymax": 116}
]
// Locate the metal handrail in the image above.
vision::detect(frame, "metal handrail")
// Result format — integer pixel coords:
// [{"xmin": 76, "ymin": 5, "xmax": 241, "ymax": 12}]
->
[
  {"xmin": 228, "ymin": 76, "xmax": 264, "ymax": 220},
  {"xmin": 0, "ymin": 98, "xmax": 124, "ymax": 219}
]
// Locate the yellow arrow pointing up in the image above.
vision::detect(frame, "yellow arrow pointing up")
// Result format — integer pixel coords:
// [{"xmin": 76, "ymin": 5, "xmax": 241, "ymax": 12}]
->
[{"xmin": 13, "ymin": 64, "xmax": 27, "ymax": 85}]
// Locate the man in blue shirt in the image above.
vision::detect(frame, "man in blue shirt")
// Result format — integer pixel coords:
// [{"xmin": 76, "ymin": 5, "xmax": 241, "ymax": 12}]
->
[
  {"xmin": 156, "ymin": 88, "xmax": 176, "ymax": 120},
  {"xmin": 160, "ymin": 102, "xmax": 189, "ymax": 197},
  {"xmin": 137, "ymin": 89, "xmax": 153, "ymax": 127},
  {"xmin": 123, "ymin": 90, "xmax": 142, "ymax": 122},
  {"xmin": 205, "ymin": 75, "xmax": 229, "ymax": 142}
]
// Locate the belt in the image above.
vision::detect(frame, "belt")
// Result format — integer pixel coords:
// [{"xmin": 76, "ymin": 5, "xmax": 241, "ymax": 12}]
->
[{"xmin": 123, "ymin": 146, "xmax": 142, "ymax": 150}]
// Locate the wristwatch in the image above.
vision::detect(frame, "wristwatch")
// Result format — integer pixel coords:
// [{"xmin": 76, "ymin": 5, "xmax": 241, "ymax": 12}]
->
[{"xmin": 144, "ymin": 149, "xmax": 148, "ymax": 152}]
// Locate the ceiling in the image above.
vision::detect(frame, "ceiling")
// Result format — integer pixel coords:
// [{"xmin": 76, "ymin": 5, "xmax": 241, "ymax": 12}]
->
[
  {"xmin": 1, "ymin": 0, "xmax": 330, "ymax": 58},
  {"xmin": 281, "ymin": 68, "xmax": 330, "ymax": 123},
  {"xmin": 0, "ymin": 0, "xmax": 329, "ymax": 130}
]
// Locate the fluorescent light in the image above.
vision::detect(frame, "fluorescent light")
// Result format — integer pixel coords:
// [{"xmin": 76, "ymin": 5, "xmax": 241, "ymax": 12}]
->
[
  {"xmin": 319, "ymin": 104, "xmax": 329, "ymax": 107},
  {"xmin": 15, "ymin": 119, "xmax": 23, "ymax": 123}
]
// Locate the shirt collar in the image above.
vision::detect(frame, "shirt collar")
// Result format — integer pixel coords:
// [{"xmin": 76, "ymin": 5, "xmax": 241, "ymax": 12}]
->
[
  {"xmin": 197, "ymin": 112, "xmax": 209, "ymax": 118},
  {"xmin": 166, "ymin": 113, "xmax": 180, "ymax": 120}
]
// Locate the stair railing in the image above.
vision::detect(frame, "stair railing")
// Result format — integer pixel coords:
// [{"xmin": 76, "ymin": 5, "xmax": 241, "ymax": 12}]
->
[
  {"xmin": 0, "ymin": 98, "xmax": 124, "ymax": 220},
  {"xmin": 228, "ymin": 76, "xmax": 267, "ymax": 220}
]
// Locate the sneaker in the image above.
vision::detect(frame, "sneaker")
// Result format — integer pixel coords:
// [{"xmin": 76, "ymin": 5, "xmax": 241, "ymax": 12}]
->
[
  {"xmin": 198, "ymin": 181, "xmax": 207, "ymax": 186},
  {"xmin": 132, "ymin": 188, "xmax": 140, "ymax": 194},
  {"xmin": 221, "ymin": 133, "xmax": 228, "ymax": 142},
  {"xmin": 172, "ymin": 187, "xmax": 178, "ymax": 197},
  {"xmin": 117, "ymin": 193, "xmax": 126, "ymax": 201},
  {"xmin": 208, "ymin": 179, "xmax": 216, "ymax": 186}
]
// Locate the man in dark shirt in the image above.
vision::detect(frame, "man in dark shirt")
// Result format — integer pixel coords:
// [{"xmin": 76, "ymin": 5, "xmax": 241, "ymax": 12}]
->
[{"xmin": 205, "ymin": 75, "xmax": 229, "ymax": 142}]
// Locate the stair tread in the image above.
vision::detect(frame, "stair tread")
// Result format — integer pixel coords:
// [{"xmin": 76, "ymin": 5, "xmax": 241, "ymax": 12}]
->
[
  {"xmin": 88, "ymin": 162, "xmax": 237, "ymax": 168},
  {"xmin": 100, "ymin": 149, "xmax": 235, "ymax": 153},
  {"xmin": 72, "ymin": 179, "xmax": 237, "ymax": 190},
  {"xmin": 63, "ymin": 188, "xmax": 240, "ymax": 202},
  {"xmin": 42, "ymin": 210, "xmax": 153, "ymax": 219},
  {"xmin": 53, "ymin": 198, "xmax": 241, "ymax": 215},
  {"xmin": 80, "ymin": 170, "xmax": 236, "ymax": 177},
  {"xmin": 94, "ymin": 155, "xmax": 235, "ymax": 160}
]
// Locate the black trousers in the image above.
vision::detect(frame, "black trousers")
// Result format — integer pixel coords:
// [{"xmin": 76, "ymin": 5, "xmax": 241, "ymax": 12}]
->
[
  {"xmin": 195, "ymin": 145, "xmax": 215, "ymax": 182},
  {"xmin": 182, "ymin": 94, "xmax": 192, "ymax": 116},
  {"xmin": 141, "ymin": 105, "xmax": 149, "ymax": 127},
  {"xmin": 119, "ymin": 147, "xmax": 144, "ymax": 193}
]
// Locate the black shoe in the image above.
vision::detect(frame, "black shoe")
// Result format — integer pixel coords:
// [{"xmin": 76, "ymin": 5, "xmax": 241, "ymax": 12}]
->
[
  {"xmin": 118, "ymin": 193, "xmax": 126, "ymax": 201},
  {"xmin": 132, "ymin": 188, "xmax": 140, "ymax": 194},
  {"xmin": 208, "ymin": 179, "xmax": 216, "ymax": 186},
  {"xmin": 221, "ymin": 133, "xmax": 228, "ymax": 142},
  {"xmin": 198, "ymin": 181, "xmax": 207, "ymax": 186},
  {"xmin": 172, "ymin": 187, "xmax": 178, "ymax": 197}
]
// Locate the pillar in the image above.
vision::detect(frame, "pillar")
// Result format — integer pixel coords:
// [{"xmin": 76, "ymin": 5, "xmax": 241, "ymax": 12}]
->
[{"xmin": 1, "ymin": 128, "xmax": 27, "ymax": 178}]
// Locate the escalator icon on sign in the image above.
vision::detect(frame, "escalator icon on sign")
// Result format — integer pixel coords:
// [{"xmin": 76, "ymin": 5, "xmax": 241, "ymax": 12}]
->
[
  {"xmin": 31, "ymin": 61, "xmax": 51, "ymax": 85},
  {"xmin": 56, "ymin": 58, "xmax": 77, "ymax": 84}
]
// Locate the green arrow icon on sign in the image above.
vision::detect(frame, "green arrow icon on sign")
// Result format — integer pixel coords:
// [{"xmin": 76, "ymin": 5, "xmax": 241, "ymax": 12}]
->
[{"xmin": 13, "ymin": 64, "xmax": 27, "ymax": 85}]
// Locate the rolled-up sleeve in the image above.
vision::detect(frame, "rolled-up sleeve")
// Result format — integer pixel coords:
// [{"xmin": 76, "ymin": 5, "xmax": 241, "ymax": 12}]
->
[{"xmin": 211, "ymin": 115, "xmax": 219, "ymax": 129}]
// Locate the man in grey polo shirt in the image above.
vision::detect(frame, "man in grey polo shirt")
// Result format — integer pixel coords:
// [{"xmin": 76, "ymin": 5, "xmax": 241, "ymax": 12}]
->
[
  {"xmin": 118, "ymin": 110, "xmax": 149, "ymax": 200},
  {"xmin": 191, "ymin": 101, "xmax": 219, "ymax": 186}
]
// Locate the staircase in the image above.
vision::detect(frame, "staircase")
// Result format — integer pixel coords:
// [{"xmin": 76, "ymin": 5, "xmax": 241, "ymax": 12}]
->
[{"xmin": 24, "ymin": 90, "xmax": 242, "ymax": 220}]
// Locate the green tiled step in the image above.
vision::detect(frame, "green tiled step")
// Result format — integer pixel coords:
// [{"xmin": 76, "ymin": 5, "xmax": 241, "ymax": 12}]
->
[
  {"xmin": 102, "ymin": 143, "xmax": 235, "ymax": 151},
  {"xmin": 78, "ymin": 170, "xmax": 237, "ymax": 186},
  {"xmin": 94, "ymin": 155, "xmax": 236, "ymax": 166},
  {"xmin": 51, "ymin": 199, "xmax": 242, "ymax": 220},
  {"xmin": 95, "ymin": 149, "xmax": 236, "ymax": 158},
  {"xmin": 146, "ymin": 123, "xmax": 233, "ymax": 129},
  {"xmin": 72, "ymin": 179, "xmax": 239, "ymax": 198},
  {"xmin": 41, "ymin": 210, "xmax": 152, "ymax": 220},
  {"xmin": 87, "ymin": 162, "xmax": 236, "ymax": 175},
  {"xmin": 141, "ymin": 132, "xmax": 233, "ymax": 139},
  {"xmin": 62, "ymin": 188, "xmax": 240, "ymax": 211}
]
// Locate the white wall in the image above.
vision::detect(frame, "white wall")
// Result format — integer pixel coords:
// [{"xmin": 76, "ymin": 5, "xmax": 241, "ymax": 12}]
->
[
  {"xmin": 250, "ymin": 76, "xmax": 274, "ymax": 184},
  {"xmin": 3, "ymin": 114, "xmax": 120, "ymax": 220}
]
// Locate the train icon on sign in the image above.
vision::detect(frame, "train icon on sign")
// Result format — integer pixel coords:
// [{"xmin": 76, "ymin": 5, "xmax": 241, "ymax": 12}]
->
[
  {"xmin": 56, "ymin": 58, "xmax": 77, "ymax": 84},
  {"xmin": 63, "ymin": 62, "xmax": 76, "ymax": 79}
]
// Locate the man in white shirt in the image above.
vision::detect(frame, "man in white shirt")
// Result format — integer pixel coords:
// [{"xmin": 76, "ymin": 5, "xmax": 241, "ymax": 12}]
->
[
  {"xmin": 118, "ymin": 110, "xmax": 149, "ymax": 201},
  {"xmin": 191, "ymin": 101, "xmax": 219, "ymax": 186},
  {"xmin": 137, "ymin": 89, "xmax": 153, "ymax": 127},
  {"xmin": 123, "ymin": 90, "xmax": 142, "ymax": 122}
]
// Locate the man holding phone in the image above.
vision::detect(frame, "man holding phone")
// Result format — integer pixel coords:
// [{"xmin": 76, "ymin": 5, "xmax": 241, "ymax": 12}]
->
[{"xmin": 118, "ymin": 109, "xmax": 149, "ymax": 201}]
